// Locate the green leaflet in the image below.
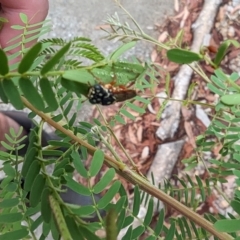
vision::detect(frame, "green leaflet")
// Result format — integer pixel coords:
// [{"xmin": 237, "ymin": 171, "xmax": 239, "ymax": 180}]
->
[
  {"xmin": 19, "ymin": 77, "xmax": 45, "ymax": 111},
  {"xmin": 41, "ymin": 188, "xmax": 52, "ymax": 223},
  {"xmin": 0, "ymin": 228, "xmax": 29, "ymax": 240},
  {"xmin": 132, "ymin": 186, "xmax": 140, "ymax": 216},
  {"xmin": 60, "ymin": 77, "xmax": 90, "ymax": 96},
  {"xmin": 93, "ymin": 168, "xmax": 115, "ymax": 194},
  {"xmin": 18, "ymin": 42, "xmax": 42, "ymax": 73},
  {"xmin": 39, "ymin": 77, "xmax": 59, "ymax": 111},
  {"xmin": 2, "ymin": 78, "xmax": 23, "ymax": 109},
  {"xmin": 167, "ymin": 48, "xmax": 202, "ymax": 64},
  {"xmin": 0, "ymin": 48, "xmax": 9, "ymax": 75},
  {"xmin": 214, "ymin": 219, "xmax": 240, "ymax": 233},
  {"xmin": 24, "ymin": 160, "xmax": 41, "ymax": 191},
  {"xmin": 21, "ymin": 147, "xmax": 38, "ymax": 177},
  {"xmin": 0, "ymin": 198, "xmax": 19, "ymax": 208},
  {"xmin": 0, "ymin": 80, "xmax": 8, "ymax": 103},
  {"xmin": 30, "ymin": 174, "xmax": 46, "ymax": 207},
  {"xmin": 20, "ymin": 13, "xmax": 28, "ymax": 24},
  {"xmin": 3, "ymin": 163, "xmax": 16, "ymax": 177},
  {"xmin": 72, "ymin": 151, "xmax": 88, "ymax": 178},
  {"xmin": 41, "ymin": 42, "xmax": 71, "ymax": 74},
  {"xmin": 144, "ymin": 198, "xmax": 153, "ymax": 226},
  {"xmin": 165, "ymin": 222, "xmax": 176, "ymax": 240},
  {"xmin": 109, "ymin": 42, "xmax": 136, "ymax": 60},
  {"xmin": 89, "ymin": 149, "xmax": 104, "ymax": 177},
  {"xmin": 65, "ymin": 176, "xmax": 91, "ymax": 196},
  {"xmin": 0, "ymin": 212, "xmax": 23, "ymax": 223},
  {"xmin": 98, "ymin": 181, "xmax": 121, "ymax": 209},
  {"xmin": 65, "ymin": 216, "xmax": 85, "ymax": 240}
]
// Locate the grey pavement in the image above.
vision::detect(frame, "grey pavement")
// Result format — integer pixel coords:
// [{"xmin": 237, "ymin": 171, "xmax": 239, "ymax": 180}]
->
[{"xmin": 47, "ymin": 0, "xmax": 174, "ymax": 59}]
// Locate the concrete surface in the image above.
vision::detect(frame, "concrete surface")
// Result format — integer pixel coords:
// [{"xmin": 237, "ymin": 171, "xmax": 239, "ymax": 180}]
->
[{"xmin": 47, "ymin": 0, "xmax": 174, "ymax": 59}]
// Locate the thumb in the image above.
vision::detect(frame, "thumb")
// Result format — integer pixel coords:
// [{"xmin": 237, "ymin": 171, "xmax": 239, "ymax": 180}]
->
[{"xmin": 0, "ymin": 0, "xmax": 48, "ymax": 60}]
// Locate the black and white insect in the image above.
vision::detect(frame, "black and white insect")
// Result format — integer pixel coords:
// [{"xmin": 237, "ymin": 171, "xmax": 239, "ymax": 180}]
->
[
  {"xmin": 88, "ymin": 84, "xmax": 116, "ymax": 105},
  {"xmin": 88, "ymin": 81, "xmax": 137, "ymax": 106}
]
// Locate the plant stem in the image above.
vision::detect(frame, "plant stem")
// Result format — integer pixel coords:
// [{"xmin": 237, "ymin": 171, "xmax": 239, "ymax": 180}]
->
[
  {"xmin": 22, "ymin": 97, "xmax": 233, "ymax": 240},
  {"xmin": 49, "ymin": 195, "xmax": 72, "ymax": 240}
]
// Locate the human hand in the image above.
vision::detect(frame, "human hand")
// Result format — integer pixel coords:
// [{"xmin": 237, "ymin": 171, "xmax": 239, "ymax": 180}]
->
[
  {"xmin": 0, "ymin": 0, "xmax": 48, "ymax": 142},
  {"xmin": 0, "ymin": 0, "xmax": 48, "ymax": 55}
]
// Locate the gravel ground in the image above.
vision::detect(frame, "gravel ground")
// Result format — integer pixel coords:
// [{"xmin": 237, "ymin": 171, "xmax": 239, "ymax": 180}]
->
[{"xmin": 47, "ymin": 0, "xmax": 174, "ymax": 58}]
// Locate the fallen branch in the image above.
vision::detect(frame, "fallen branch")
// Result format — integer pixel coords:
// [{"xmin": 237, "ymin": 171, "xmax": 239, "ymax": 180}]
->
[{"xmin": 156, "ymin": 0, "xmax": 222, "ymax": 140}]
